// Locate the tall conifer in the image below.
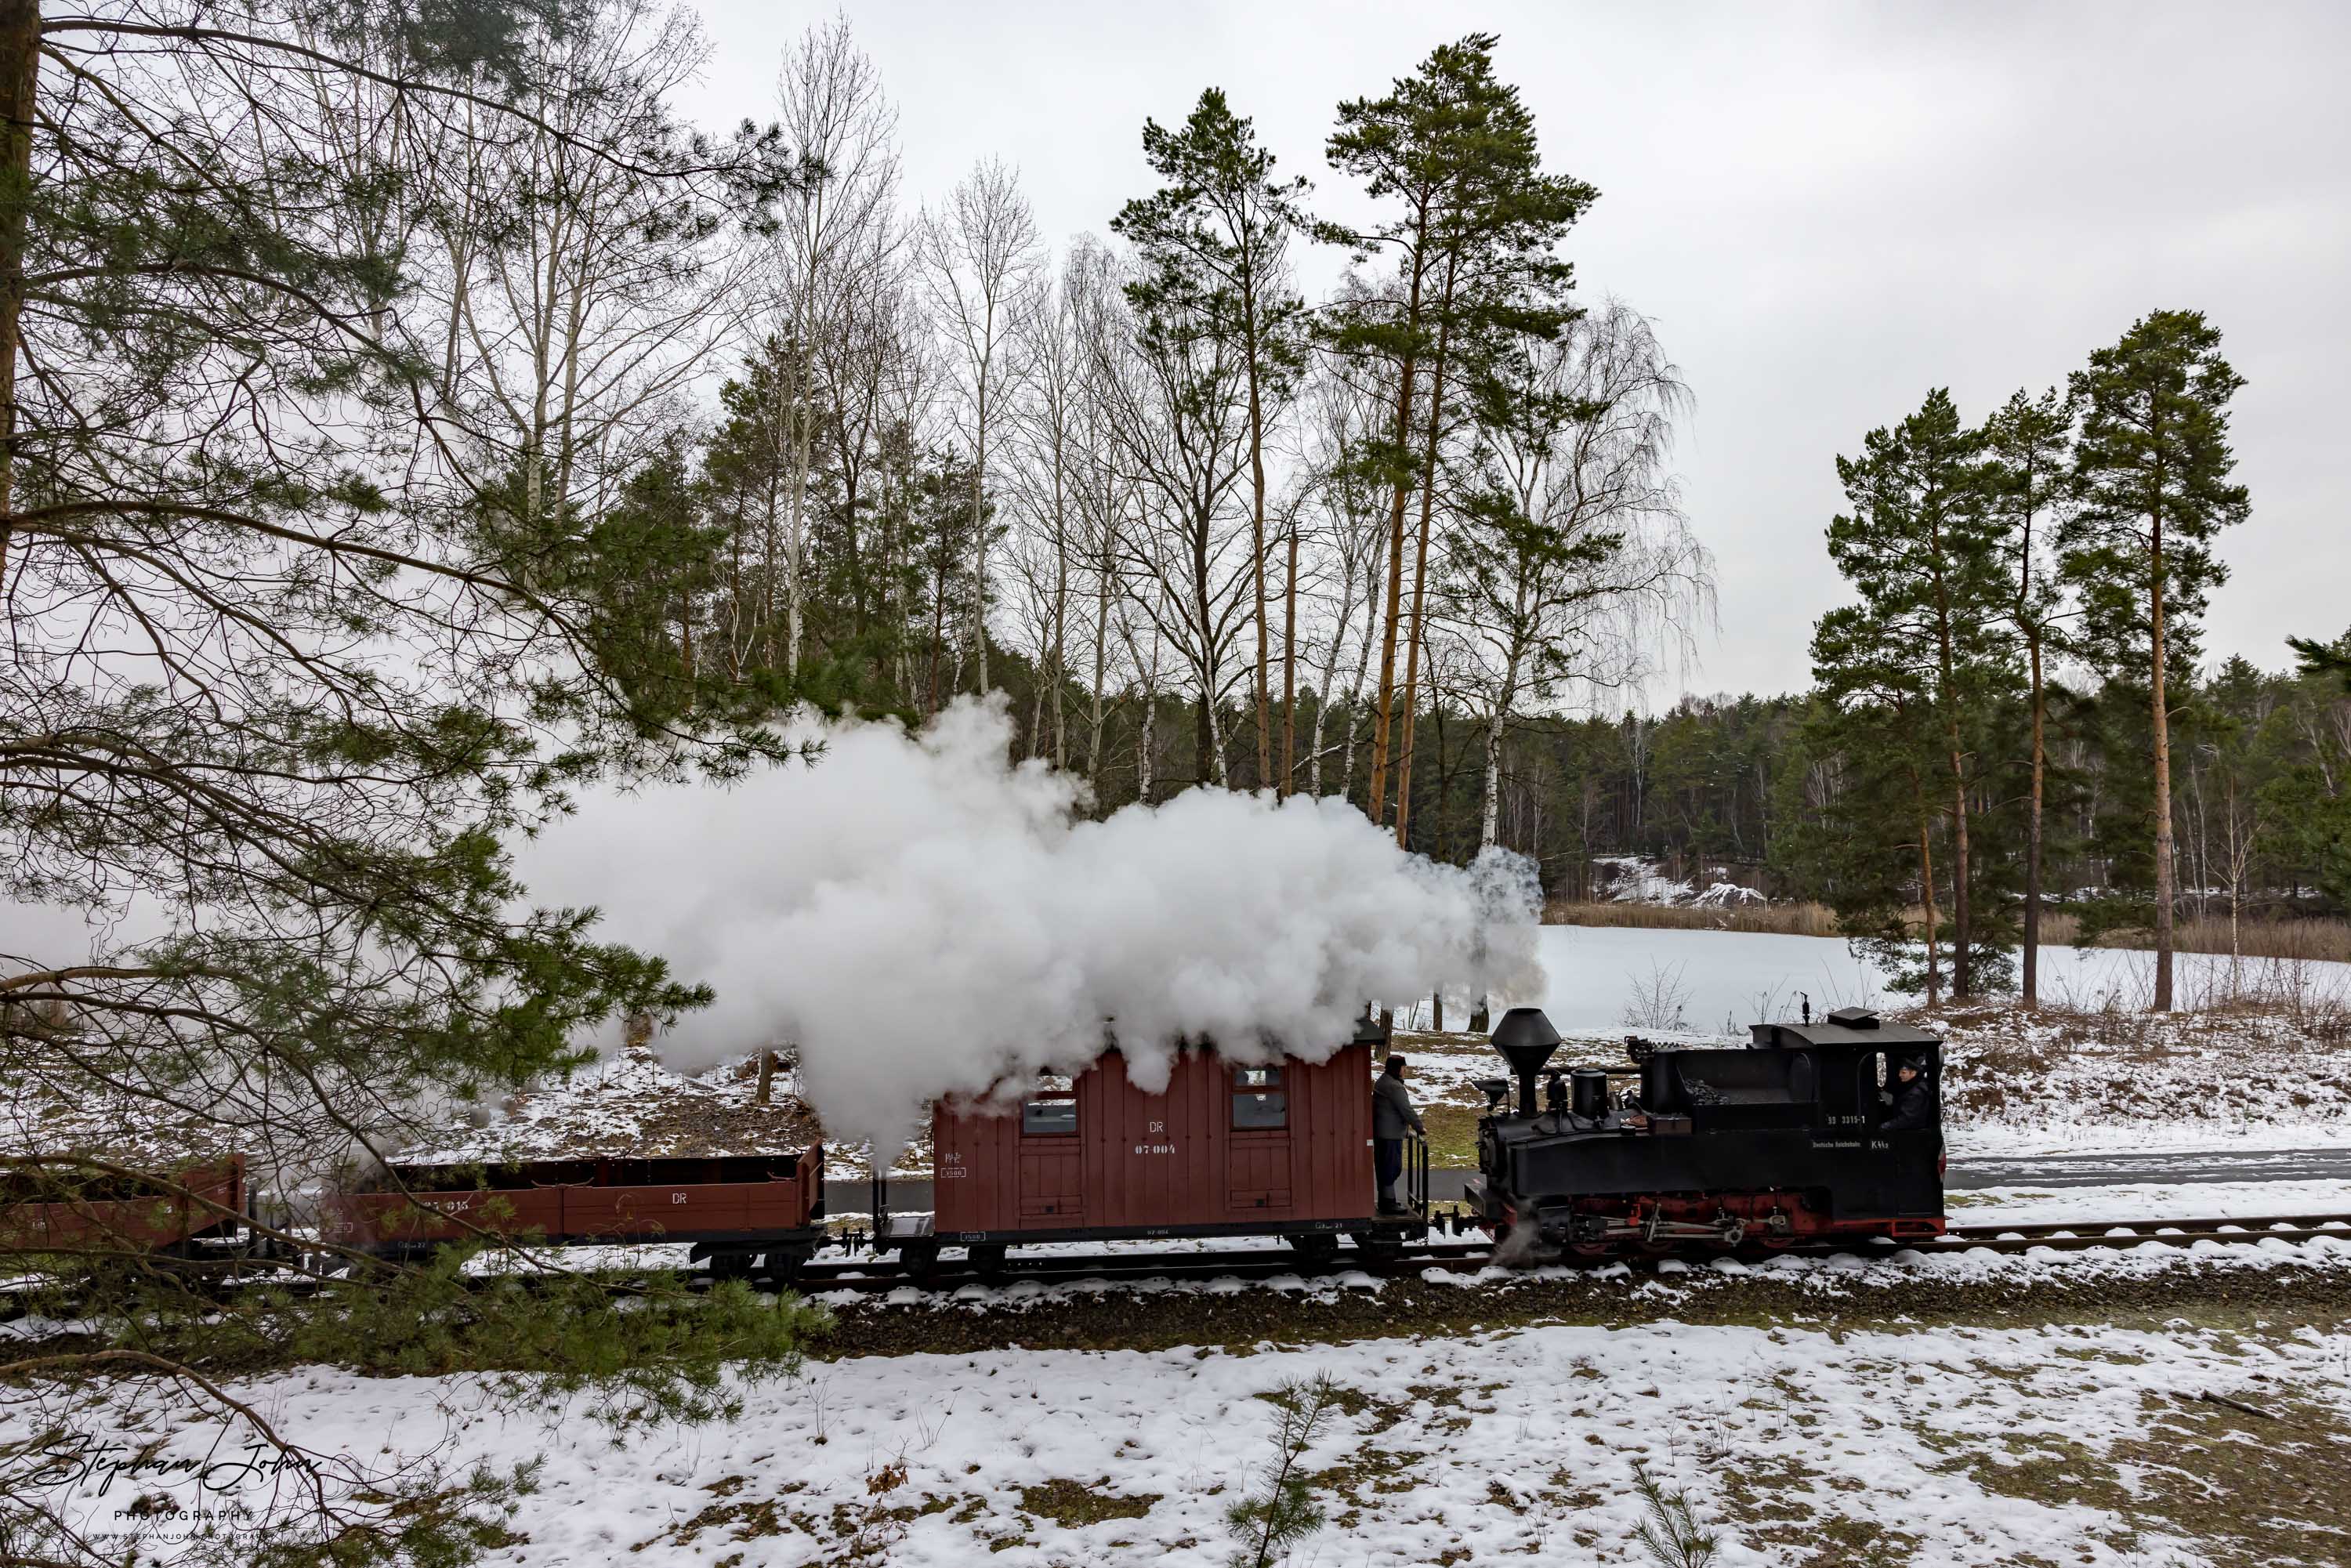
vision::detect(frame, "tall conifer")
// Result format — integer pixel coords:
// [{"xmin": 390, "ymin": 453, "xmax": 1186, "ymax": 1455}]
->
[
  {"xmin": 1822, "ymin": 389, "xmax": 2011, "ymax": 997},
  {"xmin": 1114, "ymin": 89, "xmax": 1310, "ymax": 791},
  {"xmin": 1980, "ymin": 387, "xmax": 2072, "ymax": 1007},
  {"xmin": 1324, "ymin": 34, "xmax": 1595, "ymax": 838},
  {"xmin": 2062, "ymin": 310, "xmax": 2249, "ymax": 1012}
]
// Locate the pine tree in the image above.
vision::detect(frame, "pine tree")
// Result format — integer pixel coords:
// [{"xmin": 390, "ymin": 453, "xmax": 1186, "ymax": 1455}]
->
[
  {"xmin": 0, "ymin": 8, "xmax": 810, "ymax": 1551},
  {"xmin": 1980, "ymin": 386, "xmax": 2073, "ymax": 1006},
  {"xmin": 2062, "ymin": 310, "xmax": 2250, "ymax": 1012},
  {"xmin": 1822, "ymin": 389, "xmax": 2012, "ymax": 997},
  {"xmin": 1324, "ymin": 32, "xmax": 1596, "ymax": 839},
  {"xmin": 1803, "ymin": 609, "xmax": 1951, "ymax": 1001},
  {"xmin": 1113, "ymin": 88, "xmax": 1310, "ymax": 792}
]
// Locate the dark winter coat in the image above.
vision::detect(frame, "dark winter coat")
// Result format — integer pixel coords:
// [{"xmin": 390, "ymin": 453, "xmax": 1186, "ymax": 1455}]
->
[
  {"xmin": 1373, "ymin": 1071, "xmax": 1425, "ymax": 1140},
  {"xmin": 1881, "ymin": 1075, "xmax": 1935, "ymax": 1133}
]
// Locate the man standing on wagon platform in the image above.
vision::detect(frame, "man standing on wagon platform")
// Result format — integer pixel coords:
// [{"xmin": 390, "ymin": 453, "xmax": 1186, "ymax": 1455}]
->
[{"xmin": 1373, "ymin": 1054, "xmax": 1424, "ymax": 1215}]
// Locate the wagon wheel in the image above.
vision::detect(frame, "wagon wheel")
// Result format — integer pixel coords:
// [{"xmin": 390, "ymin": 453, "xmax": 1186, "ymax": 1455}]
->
[
  {"xmin": 1348, "ymin": 1231, "xmax": 1404, "ymax": 1262},
  {"xmin": 966, "ymin": 1243, "xmax": 1009, "ymax": 1283},
  {"xmin": 1284, "ymin": 1233, "xmax": 1339, "ymax": 1270},
  {"xmin": 897, "ymin": 1239, "xmax": 940, "ymax": 1285},
  {"xmin": 707, "ymin": 1251, "xmax": 757, "ymax": 1282},
  {"xmin": 760, "ymin": 1247, "xmax": 812, "ymax": 1287}
]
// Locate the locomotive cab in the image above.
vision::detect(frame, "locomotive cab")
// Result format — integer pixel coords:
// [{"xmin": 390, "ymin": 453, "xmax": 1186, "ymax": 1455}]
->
[{"xmin": 1469, "ymin": 1005, "xmax": 1944, "ymax": 1255}]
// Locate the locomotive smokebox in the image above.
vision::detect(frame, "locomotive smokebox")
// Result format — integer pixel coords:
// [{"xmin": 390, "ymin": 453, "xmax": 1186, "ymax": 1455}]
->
[{"xmin": 1491, "ymin": 1006, "xmax": 1563, "ymax": 1116}]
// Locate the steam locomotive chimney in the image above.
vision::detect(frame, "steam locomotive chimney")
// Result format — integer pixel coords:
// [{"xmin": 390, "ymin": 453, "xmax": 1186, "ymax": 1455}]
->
[{"xmin": 1490, "ymin": 1006, "xmax": 1563, "ymax": 1117}]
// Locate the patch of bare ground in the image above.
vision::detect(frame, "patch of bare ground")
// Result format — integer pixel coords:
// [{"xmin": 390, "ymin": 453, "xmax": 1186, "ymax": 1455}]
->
[
  {"xmin": 1721, "ymin": 1456, "xmax": 1926, "ymax": 1567},
  {"xmin": 1930, "ymin": 1387, "xmax": 2351, "ymax": 1567},
  {"xmin": 636, "ymin": 1464, "xmax": 974, "ymax": 1561},
  {"xmin": 1014, "ymin": 1476, "xmax": 1160, "ymax": 1526}
]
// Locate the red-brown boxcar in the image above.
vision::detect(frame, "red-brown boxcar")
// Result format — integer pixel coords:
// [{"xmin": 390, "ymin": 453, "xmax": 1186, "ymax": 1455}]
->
[
  {"xmin": 0, "ymin": 1156, "xmax": 248, "ymax": 1256},
  {"xmin": 321, "ymin": 1147, "xmax": 826, "ymax": 1279},
  {"xmin": 892, "ymin": 1021, "xmax": 1416, "ymax": 1272}
]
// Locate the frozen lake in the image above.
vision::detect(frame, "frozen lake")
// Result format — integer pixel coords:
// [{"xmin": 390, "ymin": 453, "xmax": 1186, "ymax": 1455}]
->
[{"xmin": 1510, "ymin": 924, "xmax": 2351, "ymax": 1038}]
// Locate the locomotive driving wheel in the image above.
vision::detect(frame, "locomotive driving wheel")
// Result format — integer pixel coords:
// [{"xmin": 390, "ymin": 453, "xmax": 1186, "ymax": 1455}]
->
[
  {"xmin": 1565, "ymin": 1213, "xmax": 1614, "ymax": 1260},
  {"xmin": 1630, "ymin": 1206, "xmax": 1679, "ymax": 1258}
]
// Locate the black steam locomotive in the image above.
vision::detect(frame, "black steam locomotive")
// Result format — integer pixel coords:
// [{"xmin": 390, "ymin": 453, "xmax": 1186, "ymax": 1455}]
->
[{"xmin": 1465, "ymin": 1005, "xmax": 1945, "ymax": 1255}]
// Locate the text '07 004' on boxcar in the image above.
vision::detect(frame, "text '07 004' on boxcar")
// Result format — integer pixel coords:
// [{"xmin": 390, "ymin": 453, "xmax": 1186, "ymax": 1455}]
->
[{"xmin": 1466, "ymin": 1005, "xmax": 1946, "ymax": 1257}]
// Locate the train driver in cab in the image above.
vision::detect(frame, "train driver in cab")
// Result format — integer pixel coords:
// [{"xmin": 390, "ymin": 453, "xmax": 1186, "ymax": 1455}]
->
[{"xmin": 1880, "ymin": 1056, "xmax": 1935, "ymax": 1133}]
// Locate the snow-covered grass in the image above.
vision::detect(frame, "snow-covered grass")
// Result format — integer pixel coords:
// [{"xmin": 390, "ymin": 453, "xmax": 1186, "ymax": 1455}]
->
[
  {"xmin": 19, "ymin": 1269, "xmax": 2349, "ymax": 1566},
  {"xmin": 1920, "ymin": 997, "xmax": 2351, "ymax": 1158}
]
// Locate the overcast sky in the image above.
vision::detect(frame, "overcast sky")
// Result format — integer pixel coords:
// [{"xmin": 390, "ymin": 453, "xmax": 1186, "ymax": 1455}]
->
[{"xmin": 690, "ymin": 1, "xmax": 2350, "ymax": 704}]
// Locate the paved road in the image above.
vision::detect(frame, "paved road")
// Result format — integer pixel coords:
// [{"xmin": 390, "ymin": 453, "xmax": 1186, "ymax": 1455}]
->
[
  {"xmin": 1942, "ymin": 1146, "xmax": 2351, "ymax": 1190},
  {"xmin": 826, "ymin": 1146, "xmax": 2351, "ymax": 1217}
]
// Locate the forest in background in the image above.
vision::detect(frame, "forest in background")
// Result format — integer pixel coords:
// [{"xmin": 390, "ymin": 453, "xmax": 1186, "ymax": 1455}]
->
[{"xmin": 605, "ymin": 18, "xmax": 2346, "ymax": 1012}]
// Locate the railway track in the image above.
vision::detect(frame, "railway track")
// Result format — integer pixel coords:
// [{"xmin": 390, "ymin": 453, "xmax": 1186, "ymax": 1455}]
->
[
  {"xmin": 6, "ymin": 1214, "xmax": 2344, "ymax": 1316},
  {"xmin": 786, "ymin": 1212, "xmax": 2351, "ymax": 1295}
]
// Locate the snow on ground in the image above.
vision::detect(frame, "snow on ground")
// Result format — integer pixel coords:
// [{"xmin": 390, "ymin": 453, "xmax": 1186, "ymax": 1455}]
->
[
  {"xmin": 19, "ymin": 1270, "xmax": 2349, "ymax": 1566},
  {"xmin": 1920, "ymin": 997, "xmax": 2351, "ymax": 1158},
  {"xmin": 1950, "ymin": 1177, "xmax": 2351, "ymax": 1226}
]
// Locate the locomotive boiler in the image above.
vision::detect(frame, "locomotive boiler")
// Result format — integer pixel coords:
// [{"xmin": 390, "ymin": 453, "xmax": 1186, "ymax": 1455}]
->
[{"xmin": 1466, "ymin": 1005, "xmax": 1945, "ymax": 1255}]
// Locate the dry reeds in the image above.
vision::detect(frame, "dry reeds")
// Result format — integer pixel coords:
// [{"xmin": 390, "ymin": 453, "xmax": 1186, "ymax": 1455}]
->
[
  {"xmin": 1543, "ymin": 900, "xmax": 1842, "ymax": 937},
  {"xmin": 2035, "ymin": 911, "xmax": 2351, "ymax": 966},
  {"xmin": 1545, "ymin": 899, "xmax": 2351, "ymax": 963}
]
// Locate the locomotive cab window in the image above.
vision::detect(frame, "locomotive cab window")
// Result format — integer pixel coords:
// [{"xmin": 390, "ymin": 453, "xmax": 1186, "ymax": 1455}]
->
[
  {"xmin": 1231, "ymin": 1066, "xmax": 1287, "ymax": 1130},
  {"xmin": 1020, "ymin": 1097, "xmax": 1077, "ymax": 1136}
]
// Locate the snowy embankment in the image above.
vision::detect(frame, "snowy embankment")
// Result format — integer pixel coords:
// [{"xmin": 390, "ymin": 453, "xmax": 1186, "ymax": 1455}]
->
[
  {"xmin": 20, "ymin": 1280, "xmax": 2349, "ymax": 1566},
  {"xmin": 1371, "ymin": 924, "xmax": 2351, "ymax": 1162}
]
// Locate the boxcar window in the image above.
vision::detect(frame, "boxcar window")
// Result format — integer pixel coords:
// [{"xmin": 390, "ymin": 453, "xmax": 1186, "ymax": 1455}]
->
[
  {"xmin": 1232, "ymin": 1066, "xmax": 1287, "ymax": 1129},
  {"xmin": 1020, "ymin": 1098, "xmax": 1077, "ymax": 1137}
]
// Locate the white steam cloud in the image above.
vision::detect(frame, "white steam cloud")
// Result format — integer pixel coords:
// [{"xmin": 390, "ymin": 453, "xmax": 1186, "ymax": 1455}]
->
[{"xmin": 516, "ymin": 698, "xmax": 1545, "ymax": 1146}]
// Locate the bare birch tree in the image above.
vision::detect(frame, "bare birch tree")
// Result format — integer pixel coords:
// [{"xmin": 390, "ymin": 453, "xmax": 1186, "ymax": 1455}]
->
[
  {"xmin": 1290, "ymin": 367, "xmax": 1391, "ymax": 798},
  {"xmin": 1101, "ymin": 285, "xmax": 1255, "ymax": 788},
  {"xmin": 426, "ymin": 0, "xmax": 751, "ymax": 541},
  {"xmin": 770, "ymin": 14, "xmax": 899, "ymax": 674},
  {"xmin": 919, "ymin": 158, "xmax": 1042, "ymax": 697},
  {"xmin": 1445, "ymin": 302, "xmax": 1712, "ymax": 850}
]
